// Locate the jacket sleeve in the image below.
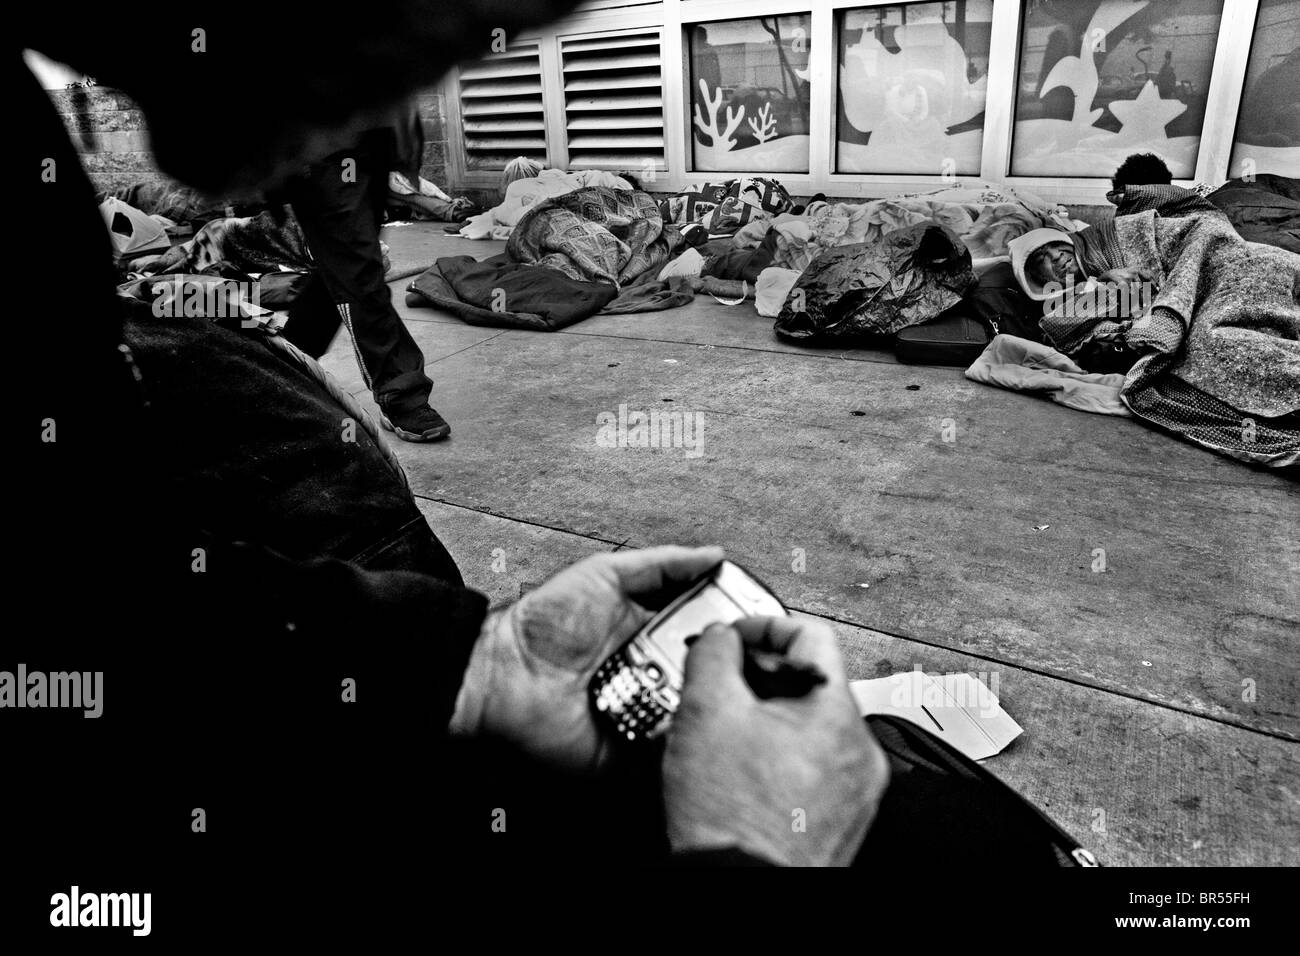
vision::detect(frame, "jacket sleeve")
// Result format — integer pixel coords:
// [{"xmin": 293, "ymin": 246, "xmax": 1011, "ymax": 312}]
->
[{"xmin": 187, "ymin": 537, "xmax": 492, "ymax": 735}]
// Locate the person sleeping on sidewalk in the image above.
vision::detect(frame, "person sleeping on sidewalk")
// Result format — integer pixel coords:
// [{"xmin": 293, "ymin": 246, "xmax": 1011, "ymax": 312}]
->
[{"xmin": 1012, "ymin": 230, "xmax": 1157, "ymax": 307}]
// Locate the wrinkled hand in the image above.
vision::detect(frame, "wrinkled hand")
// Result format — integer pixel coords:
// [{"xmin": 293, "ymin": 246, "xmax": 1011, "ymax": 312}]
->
[
  {"xmin": 663, "ymin": 617, "xmax": 890, "ymax": 866},
  {"xmin": 1099, "ymin": 266, "xmax": 1155, "ymax": 287},
  {"xmin": 1098, "ymin": 266, "xmax": 1158, "ymax": 314},
  {"xmin": 450, "ymin": 545, "xmax": 724, "ymax": 771}
]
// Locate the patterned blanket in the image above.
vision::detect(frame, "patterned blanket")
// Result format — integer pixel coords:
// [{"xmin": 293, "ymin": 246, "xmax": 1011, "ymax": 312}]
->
[
  {"xmin": 1117, "ymin": 211, "xmax": 1300, "ymax": 467},
  {"xmin": 506, "ymin": 187, "xmax": 683, "ymax": 288}
]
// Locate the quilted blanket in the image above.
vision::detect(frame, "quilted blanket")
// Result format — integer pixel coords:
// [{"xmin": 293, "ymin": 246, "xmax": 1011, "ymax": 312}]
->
[{"xmin": 506, "ymin": 186, "xmax": 683, "ymax": 287}]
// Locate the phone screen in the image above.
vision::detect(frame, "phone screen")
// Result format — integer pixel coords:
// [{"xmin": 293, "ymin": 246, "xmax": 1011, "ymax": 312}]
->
[
  {"xmin": 635, "ymin": 562, "xmax": 786, "ymax": 683},
  {"xmin": 641, "ymin": 584, "xmax": 748, "ymax": 680}
]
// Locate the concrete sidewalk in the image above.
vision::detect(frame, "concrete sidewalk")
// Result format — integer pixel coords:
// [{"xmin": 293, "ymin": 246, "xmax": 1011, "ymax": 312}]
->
[{"xmin": 321, "ymin": 223, "xmax": 1300, "ymax": 866}]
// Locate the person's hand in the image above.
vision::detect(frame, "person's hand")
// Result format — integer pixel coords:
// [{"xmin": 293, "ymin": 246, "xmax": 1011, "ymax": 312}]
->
[
  {"xmin": 449, "ymin": 545, "xmax": 724, "ymax": 772},
  {"xmin": 1098, "ymin": 266, "xmax": 1158, "ymax": 314},
  {"xmin": 1099, "ymin": 266, "xmax": 1153, "ymax": 286},
  {"xmin": 663, "ymin": 617, "xmax": 890, "ymax": 866}
]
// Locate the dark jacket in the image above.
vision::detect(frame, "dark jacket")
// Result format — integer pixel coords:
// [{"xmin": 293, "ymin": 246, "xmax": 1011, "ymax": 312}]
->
[{"xmin": 10, "ymin": 11, "xmax": 551, "ymax": 927}]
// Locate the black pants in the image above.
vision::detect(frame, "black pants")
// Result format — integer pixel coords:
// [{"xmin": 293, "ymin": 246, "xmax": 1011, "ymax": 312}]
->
[{"xmin": 284, "ymin": 128, "xmax": 433, "ymax": 414}]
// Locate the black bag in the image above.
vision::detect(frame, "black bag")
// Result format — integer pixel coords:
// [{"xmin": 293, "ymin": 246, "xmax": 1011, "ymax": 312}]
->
[
  {"xmin": 1073, "ymin": 337, "xmax": 1143, "ymax": 375},
  {"xmin": 893, "ymin": 260, "xmax": 1046, "ymax": 365},
  {"xmin": 894, "ymin": 313, "xmax": 991, "ymax": 366},
  {"xmin": 960, "ymin": 261, "xmax": 1042, "ymax": 341},
  {"xmin": 859, "ymin": 715, "xmax": 1099, "ymax": 867},
  {"xmin": 256, "ymin": 269, "xmax": 314, "ymax": 310},
  {"xmin": 775, "ymin": 223, "xmax": 975, "ymax": 343}
]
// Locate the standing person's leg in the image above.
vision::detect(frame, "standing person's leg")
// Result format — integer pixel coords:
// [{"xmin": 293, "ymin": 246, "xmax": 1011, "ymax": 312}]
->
[
  {"xmin": 283, "ymin": 274, "xmax": 343, "ymax": 359},
  {"xmin": 286, "ymin": 131, "xmax": 449, "ymax": 441}
]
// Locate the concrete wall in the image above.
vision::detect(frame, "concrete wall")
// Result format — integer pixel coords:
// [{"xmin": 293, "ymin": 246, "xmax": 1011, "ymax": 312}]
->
[
  {"xmin": 54, "ymin": 87, "xmax": 457, "ymax": 201},
  {"xmin": 49, "ymin": 87, "xmax": 162, "ymax": 196},
  {"xmin": 413, "ymin": 90, "xmax": 453, "ymax": 196}
]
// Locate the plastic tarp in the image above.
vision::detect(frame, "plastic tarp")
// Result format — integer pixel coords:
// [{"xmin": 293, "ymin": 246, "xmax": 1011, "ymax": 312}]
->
[{"xmin": 774, "ymin": 223, "xmax": 976, "ymax": 343}]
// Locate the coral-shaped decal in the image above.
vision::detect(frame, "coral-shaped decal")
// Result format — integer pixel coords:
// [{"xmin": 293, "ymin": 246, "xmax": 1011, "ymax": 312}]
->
[
  {"xmin": 693, "ymin": 79, "xmax": 745, "ymax": 152},
  {"xmin": 748, "ymin": 102, "xmax": 778, "ymax": 144}
]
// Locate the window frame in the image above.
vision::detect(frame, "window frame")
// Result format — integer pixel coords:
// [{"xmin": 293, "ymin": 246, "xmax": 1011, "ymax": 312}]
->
[
  {"xmin": 441, "ymin": 0, "xmax": 1272, "ymax": 204},
  {"xmin": 1226, "ymin": 0, "xmax": 1298, "ymax": 180}
]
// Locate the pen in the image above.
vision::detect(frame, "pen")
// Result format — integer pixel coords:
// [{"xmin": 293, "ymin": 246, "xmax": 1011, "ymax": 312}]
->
[
  {"xmin": 685, "ymin": 633, "xmax": 828, "ymax": 699},
  {"xmin": 742, "ymin": 648, "xmax": 828, "ymax": 699}
]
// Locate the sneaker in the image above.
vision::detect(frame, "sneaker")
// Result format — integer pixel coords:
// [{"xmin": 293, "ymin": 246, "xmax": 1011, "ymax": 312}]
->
[{"xmin": 380, "ymin": 405, "xmax": 451, "ymax": 442}]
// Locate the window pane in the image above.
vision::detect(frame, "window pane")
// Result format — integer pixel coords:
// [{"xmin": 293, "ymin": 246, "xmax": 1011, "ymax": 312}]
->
[
  {"xmin": 1012, "ymin": 0, "xmax": 1226, "ymax": 178},
  {"xmin": 689, "ymin": 15, "xmax": 811, "ymax": 172},
  {"xmin": 1230, "ymin": 0, "xmax": 1300, "ymax": 179},
  {"xmin": 837, "ymin": 1, "xmax": 994, "ymax": 175}
]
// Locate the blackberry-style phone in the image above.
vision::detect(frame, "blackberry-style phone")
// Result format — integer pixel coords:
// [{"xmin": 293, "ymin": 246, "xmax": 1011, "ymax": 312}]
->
[{"xmin": 590, "ymin": 560, "xmax": 787, "ymax": 742}]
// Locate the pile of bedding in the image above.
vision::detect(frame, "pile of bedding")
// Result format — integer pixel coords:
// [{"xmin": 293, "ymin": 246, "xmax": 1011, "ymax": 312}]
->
[
  {"xmin": 701, "ymin": 183, "xmax": 1078, "ymax": 321},
  {"xmin": 101, "ymin": 181, "xmax": 234, "ymax": 231},
  {"xmin": 137, "ymin": 208, "xmax": 315, "ymax": 276},
  {"xmin": 456, "ymin": 169, "xmax": 632, "ymax": 241},
  {"xmin": 408, "ymin": 185, "xmax": 689, "ymax": 330},
  {"xmin": 507, "ymin": 186, "xmax": 680, "ymax": 286},
  {"xmin": 416, "ymin": 178, "xmax": 1078, "ymax": 333},
  {"xmin": 658, "ymin": 178, "xmax": 796, "ymax": 235},
  {"xmin": 773, "ymin": 223, "xmax": 977, "ymax": 343},
  {"xmin": 725, "ymin": 183, "xmax": 1075, "ymax": 283}
]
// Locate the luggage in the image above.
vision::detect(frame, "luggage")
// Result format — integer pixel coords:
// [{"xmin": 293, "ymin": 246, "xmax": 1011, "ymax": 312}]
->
[
  {"xmin": 960, "ymin": 261, "xmax": 1042, "ymax": 341},
  {"xmin": 893, "ymin": 260, "xmax": 1045, "ymax": 365},
  {"xmin": 894, "ymin": 312, "xmax": 991, "ymax": 366}
]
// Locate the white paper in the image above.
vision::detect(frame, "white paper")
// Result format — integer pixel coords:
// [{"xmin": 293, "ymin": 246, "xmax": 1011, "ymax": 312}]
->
[{"xmin": 850, "ymin": 671, "xmax": 1022, "ymax": 761}]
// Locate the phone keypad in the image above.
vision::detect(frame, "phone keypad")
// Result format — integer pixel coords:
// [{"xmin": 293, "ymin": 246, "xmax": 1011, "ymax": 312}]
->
[{"xmin": 591, "ymin": 649, "xmax": 675, "ymax": 741}]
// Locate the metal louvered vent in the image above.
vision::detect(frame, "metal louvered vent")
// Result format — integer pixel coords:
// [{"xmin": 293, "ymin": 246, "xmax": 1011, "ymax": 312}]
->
[
  {"xmin": 561, "ymin": 31, "xmax": 665, "ymax": 171},
  {"xmin": 457, "ymin": 43, "xmax": 547, "ymax": 170}
]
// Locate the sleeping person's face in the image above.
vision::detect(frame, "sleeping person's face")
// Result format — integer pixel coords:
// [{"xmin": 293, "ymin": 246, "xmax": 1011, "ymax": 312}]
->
[{"xmin": 1026, "ymin": 242, "xmax": 1078, "ymax": 288}]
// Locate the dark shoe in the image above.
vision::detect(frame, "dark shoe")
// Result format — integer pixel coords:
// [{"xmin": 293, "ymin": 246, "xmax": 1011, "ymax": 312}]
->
[
  {"xmin": 380, "ymin": 405, "xmax": 450, "ymax": 442},
  {"xmin": 448, "ymin": 197, "xmax": 480, "ymax": 222}
]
